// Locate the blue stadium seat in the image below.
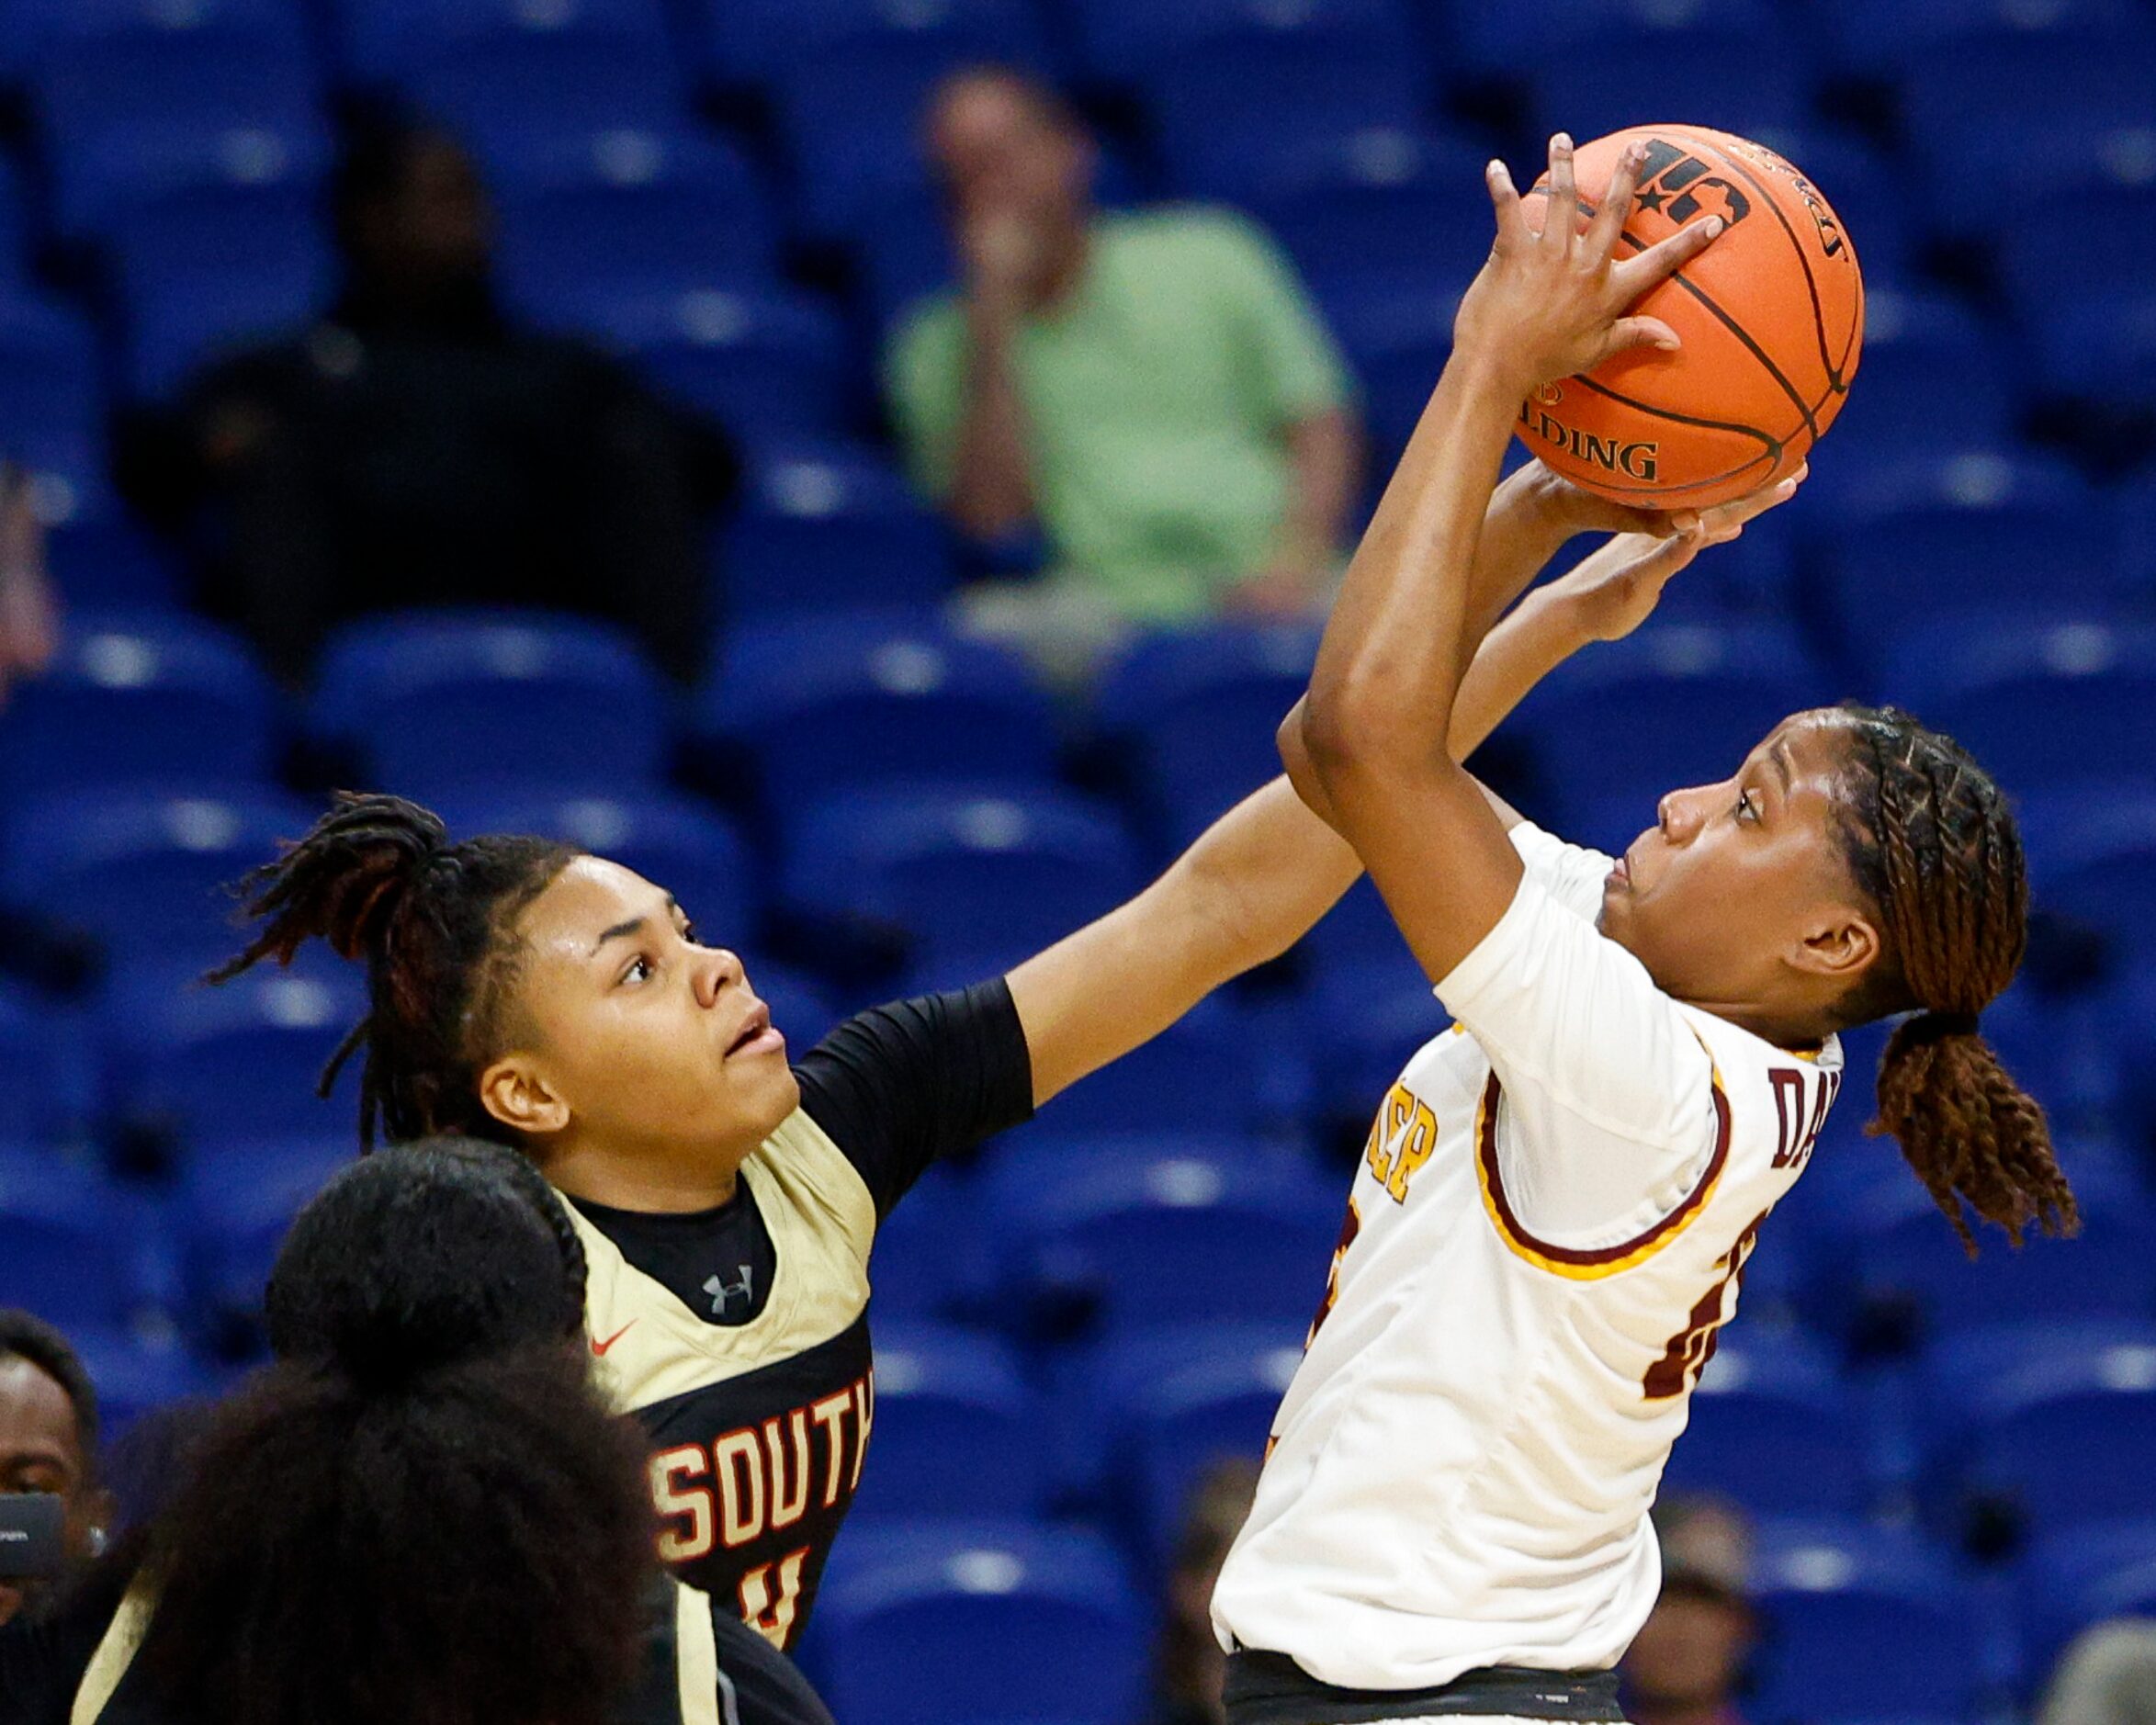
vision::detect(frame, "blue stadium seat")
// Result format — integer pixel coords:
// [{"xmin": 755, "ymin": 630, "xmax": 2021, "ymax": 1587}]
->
[
  {"xmin": 857, "ymin": 182, "xmax": 958, "ymax": 333},
  {"xmin": 1905, "ymin": 34, "xmax": 2156, "ymax": 232},
  {"xmin": 1315, "ymin": 276, "xmax": 1455, "ymax": 468},
  {"xmin": 1082, "ymin": 1320, "xmax": 1303, "ymax": 1559},
  {"xmin": 1816, "ymin": 0, "xmax": 2142, "ymax": 72},
  {"xmin": 1804, "ymin": 452, "xmax": 2118, "ymax": 684},
  {"xmin": 107, "ymin": 181, "xmax": 336, "ymax": 398},
  {"xmin": 1071, "ymin": 0, "xmax": 1409, "ymax": 84},
  {"xmin": 983, "ymin": 1137, "xmax": 1345, "ymax": 1340},
  {"xmin": 311, "ymin": 610, "xmax": 672, "ymax": 800},
  {"xmin": 1445, "ymin": 0, "xmax": 1781, "ymax": 70},
  {"xmin": 0, "ymin": 296, "xmax": 107, "ymax": 490},
  {"xmin": 700, "ymin": 616, "xmax": 1051, "ymax": 803},
  {"xmin": 0, "ymin": 1147, "xmax": 152, "ymax": 1330},
  {"xmin": 1, "ymin": 790, "xmax": 309, "ymax": 969},
  {"xmin": 2022, "ymin": 791, "xmax": 2156, "ymax": 970},
  {"xmin": 46, "ymin": 515, "xmax": 184, "ymax": 613},
  {"xmin": 1923, "ymin": 1321, "xmax": 2156, "ymax": 1532},
  {"xmin": 784, "ymin": 788, "xmax": 1141, "ymax": 974},
  {"xmin": 1022, "ymin": 1000, "xmax": 1270, "ymax": 1138},
  {"xmin": 562, "ymin": 288, "xmax": 854, "ymax": 447},
  {"xmin": 331, "ymin": 0, "xmax": 672, "ymax": 84},
  {"xmin": 1304, "ymin": 953, "xmax": 1452, "ymax": 1127},
  {"xmin": 1822, "ymin": 289, "xmax": 2015, "ymax": 468},
  {"xmin": 409, "ymin": 35, "xmax": 684, "ymax": 163},
  {"xmin": 746, "ymin": 959, "xmax": 841, "ymax": 1060},
  {"xmin": 0, "ymin": 159, "xmax": 30, "ymax": 287},
  {"xmin": 2020, "ymin": 1520, "xmax": 2156, "ymax": 1697},
  {"xmin": 1740, "ymin": 126, "xmax": 1917, "ymax": 286},
  {"xmin": 106, "ymin": 955, "xmax": 367, "ymax": 1147},
  {"xmin": 1746, "ymin": 1518, "xmax": 1981, "ymax": 1722},
  {"xmin": 811, "ymin": 1520, "xmax": 1146, "ymax": 1725},
  {"xmin": 0, "ymin": 614, "xmax": 278, "ymax": 800},
  {"xmin": 1096, "ymin": 620, "xmax": 1320, "ymax": 845},
  {"xmin": 0, "ymin": 0, "xmax": 302, "ymax": 77},
  {"xmin": 855, "ymin": 1322, "xmax": 1042, "ymax": 1516},
  {"xmin": 0, "ymin": 985, "xmax": 91, "ymax": 1145},
  {"xmin": 700, "ymin": 0, "xmax": 1046, "ymax": 83},
  {"xmin": 865, "ymin": 1163, "xmax": 977, "ymax": 1319},
  {"xmin": 1658, "ymin": 1329, "xmax": 1871, "ymax": 1516},
  {"xmin": 63, "ymin": 1325, "xmax": 209, "ymax": 1442},
  {"xmin": 1507, "ymin": 622, "xmax": 1826, "ymax": 829},
  {"xmin": 497, "ymin": 173, "xmax": 780, "ymax": 325},
  {"xmin": 426, "ymin": 791, "xmax": 759, "ymax": 951},
  {"xmin": 716, "ymin": 444, "xmax": 954, "ymax": 619},
  {"xmin": 1524, "ymin": 37, "xmax": 1814, "ymax": 142},
  {"xmin": 1996, "ymin": 172, "xmax": 2156, "ymax": 314},
  {"xmin": 2028, "ymin": 289, "xmax": 2156, "ymax": 407},
  {"xmin": 1241, "ymin": 126, "xmax": 1495, "ymax": 289},
  {"xmin": 1141, "ymin": 39, "xmax": 1423, "ymax": 204},
  {"xmin": 1902, "ymin": 617, "xmax": 2156, "ymax": 797},
  {"xmin": 44, "ymin": 99, "xmax": 331, "ymax": 242},
  {"xmin": 773, "ymin": 39, "xmax": 972, "ymax": 242},
  {"xmin": 181, "ymin": 1138, "xmax": 353, "ymax": 1350}
]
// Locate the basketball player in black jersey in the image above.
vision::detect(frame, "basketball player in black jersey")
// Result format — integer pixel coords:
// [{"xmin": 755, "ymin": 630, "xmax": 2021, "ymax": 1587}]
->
[
  {"xmin": 0, "ymin": 1137, "xmax": 836, "ymax": 1725},
  {"xmin": 209, "ymin": 464, "xmax": 1796, "ymax": 1649}
]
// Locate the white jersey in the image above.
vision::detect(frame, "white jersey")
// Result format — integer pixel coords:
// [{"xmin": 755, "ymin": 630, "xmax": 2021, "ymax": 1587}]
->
[{"xmin": 1213, "ymin": 822, "xmax": 1843, "ymax": 1692}]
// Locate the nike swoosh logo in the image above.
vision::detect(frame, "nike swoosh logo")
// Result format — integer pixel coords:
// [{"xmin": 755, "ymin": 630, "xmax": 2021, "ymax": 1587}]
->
[{"xmin": 590, "ymin": 1322, "xmax": 636, "ymax": 1357}]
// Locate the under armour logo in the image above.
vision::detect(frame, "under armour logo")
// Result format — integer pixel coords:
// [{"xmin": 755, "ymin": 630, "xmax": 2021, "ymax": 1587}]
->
[{"xmin": 705, "ymin": 1267, "xmax": 755, "ymax": 1319}]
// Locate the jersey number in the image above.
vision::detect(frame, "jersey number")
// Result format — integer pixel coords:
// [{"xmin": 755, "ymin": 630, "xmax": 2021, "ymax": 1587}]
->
[
  {"xmin": 739, "ymin": 1546, "xmax": 809, "ymax": 1650},
  {"xmin": 1642, "ymin": 1208, "xmax": 1770, "ymax": 1400}
]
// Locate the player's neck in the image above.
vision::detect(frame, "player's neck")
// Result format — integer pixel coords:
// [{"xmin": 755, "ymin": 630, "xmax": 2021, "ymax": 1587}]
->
[{"xmin": 539, "ymin": 1135, "xmax": 750, "ymax": 1215}]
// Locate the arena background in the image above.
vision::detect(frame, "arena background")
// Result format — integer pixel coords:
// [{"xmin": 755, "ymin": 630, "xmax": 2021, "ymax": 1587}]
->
[{"xmin": 0, "ymin": 0, "xmax": 2153, "ymax": 1719}]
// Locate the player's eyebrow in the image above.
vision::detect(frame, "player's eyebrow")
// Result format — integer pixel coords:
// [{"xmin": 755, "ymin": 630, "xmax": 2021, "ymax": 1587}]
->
[
  {"xmin": 1767, "ymin": 735, "xmax": 1795, "ymax": 799},
  {"xmin": 592, "ymin": 896, "xmax": 679, "ymax": 956}
]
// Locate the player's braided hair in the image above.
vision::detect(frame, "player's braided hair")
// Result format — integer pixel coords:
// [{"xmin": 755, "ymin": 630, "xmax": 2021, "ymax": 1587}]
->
[
  {"xmin": 209, "ymin": 793, "xmax": 577, "ymax": 1149},
  {"xmin": 1830, "ymin": 704, "xmax": 2078, "ymax": 1256}
]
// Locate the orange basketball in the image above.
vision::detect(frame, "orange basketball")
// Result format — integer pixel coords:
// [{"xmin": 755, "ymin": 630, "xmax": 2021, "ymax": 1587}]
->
[{"xmin": 1514, "ymin": 124, "xmax": 1864, "ymax": 510}]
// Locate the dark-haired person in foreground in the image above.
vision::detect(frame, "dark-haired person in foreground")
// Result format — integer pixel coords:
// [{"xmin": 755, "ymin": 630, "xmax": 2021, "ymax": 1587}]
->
[
  {"xmin": 0, "ymin": 1310, "xmax": 109, "ymax": 1631},
  {"xmin": 209, "ymin": 455, "xmax": 1799, "ymax": 1651},
  {"xmin": 0, "ymin": 1137, "xmax": 837, "ymax": 1725},
  {"xmin": 1211, "ymin": 135, "xmax": 2077, "ymax": 1725}
]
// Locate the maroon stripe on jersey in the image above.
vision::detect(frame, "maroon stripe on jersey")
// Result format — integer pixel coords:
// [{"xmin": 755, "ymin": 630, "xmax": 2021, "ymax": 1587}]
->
[{"xmin": 1476, "ymin": 1071, "xmax": 1733, "ymax": 1269}]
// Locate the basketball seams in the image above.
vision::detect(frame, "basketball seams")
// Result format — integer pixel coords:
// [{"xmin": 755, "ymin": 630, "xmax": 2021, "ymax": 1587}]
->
[{"xmin": 1691, "ymin": 132, "xmax": 1853, "ymax": 393}]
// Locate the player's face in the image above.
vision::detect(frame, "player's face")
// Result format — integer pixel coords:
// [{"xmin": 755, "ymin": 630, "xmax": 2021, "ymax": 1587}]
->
[
  {"xmin": 1598, "ymin": 711, "xmax": 1877, "ymax": 1021},
  {"xmin": 0, "ymin": 1358, "xmax": 97, "ymax": 1628},
  {"xmin": 500, "ymin": 857, "xmax": 800, "ymax": 1165}
]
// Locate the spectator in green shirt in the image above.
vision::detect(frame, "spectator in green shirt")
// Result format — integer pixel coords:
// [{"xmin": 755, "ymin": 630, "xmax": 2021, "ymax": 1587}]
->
[{"xmin": 885, "ymin": 68, "xmax": 1361, "ymax": 680}]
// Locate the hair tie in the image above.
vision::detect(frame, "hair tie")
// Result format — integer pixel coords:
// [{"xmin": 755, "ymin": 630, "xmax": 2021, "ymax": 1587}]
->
[{"xmin": 1911, "ymin": 1009, "xmax": 1981, "ymax": 1043}]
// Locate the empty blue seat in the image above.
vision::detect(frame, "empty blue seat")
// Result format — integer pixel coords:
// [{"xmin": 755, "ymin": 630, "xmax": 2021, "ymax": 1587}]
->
[
  {"xmin": 1304, "ymin": 953, "xmax": 1454, "ymax": 1126},
  {"xmin": 1902, "ymin": 617, "xmax": 2156, "ymax": 797},
  {"xmin": 1659, "ymin": 1329, "xmax": 1871, "ymax": 1516},
  {"xmin": 855, "ymin": 1323, "xmax": 1041, "ymax": 1516},
  {"xmin": 1096, "ymin": 620, "xmax": 1319, "ymax": 844},
  {"xmin": 1823, "ymin": 289, "xmax": 2015, "ymax": 466},
  {"xmin": 745, "ymin": 959, "xmax": 841, "ymax": 1061},
  {"xmin": 181, "ymin": 1137, "xmax": 349, "ymax": 1348},
  {"xmin": 1074, "ymin": 0, "xmax": 1407, "ymax": 85},
  {"xmin": 785, "ymin": 788, "xmax": 1140, "ymax": 973},
  {"xmin": 773, "ymin": 39, "xmax": 977, "ymax": 242},
  {"xmin": 700, "ymin": 616, "xmax": 1050, "ymax": 802},
  {"xmin": 718, "ymin": 445, "xmax": 954, "ymax": 619},
  {"xmin": 1446, "ymin": 0, "xmax": 1780, "ymax": 70},
  {"xmin": 701, "ymin": 0, "xmax": 1045, "ymax": 83},
  {"xmin": 427, "ymin": 791, "xmax": 759, "ymax": 951},
  {"xmin": 0, "ymin": 614, "xmax": 277, "ymax": 800},
  {"xmin": 45, "ymin": 516, "xmax": 184, "ymax": 612},
  {"xmin": 46, "ymin": 102, "xmax": 331, "ymax": 242},
  {"xmin": 107, "ymin": 955, "xmax": 367, "ymax": 1146},
  {"xmin": 1525, "ymin": 36, "xmax": 1813, "ymax": 141},
  {"xmin": 1997, "ymin": 174, "xmax": 2156, "ymax": 321},
  {"xmin": 0, "ymin": 296, "xmax": 107, "ymax": 487},
  {"xmin": 984, "ymin": 1137, "xmax": 1346, "ymax": 1340},
  {"xmin": 1818, "ymin": 0, "xmax": 2140, "ymax": 72},
  {"xmin": 1025, "ymin": 1001, "xmax": 1270, "ymax": 1138},
  {"xmin": 1242, "ymin": 127, "xmax": 1495, "ymax": 288},
  {"xmin": 1083, "ymin": 1320, "xmax": 1303, "ymax": 1559},
  {"xmin": 1315, "ymin": 276, "xmax": 1452, "ymax": 468},
  {"xmin": 410, "ymin": 35, "xmax": 684, "ymax": 162},
  {"xmin": 2023, "ymin": 791, "xmax": 2156, "ymax": 969},
  {"xmin": 2, "ymin": 790, "xmax": 310, "ymax": 968},
  {"xmin": 107, "ymin": 180, "xmax": 336, "ymax": 398},
  {"xmin": 2028, "ymin": 289, "xmax": 2156, "ymax": 406},
  {"xmin": 497, "ymin": 174, "xmax": 779, "ymax": 324},
  {"xmin": 1508, "ymin": 622, "xmax": 1825, "ymax": 829},
  {"xmin": 811, "ymin": 1520, "xmax": 1146, "ymax": 1725},
  {"xmin": 566, "ymin": 288, "xmax": 854, "ymax": 447},
  {"xmin": 0, "ymin": 0, "xmax": 301, "ymax": 77},
  {"xmin": 1141, "ymin": 39, "xmax": 1422, "ymax": 204},
  {"xmin": 312, "ymin": 610, "xmax": 672, "ymax": 800},
  {"xmin": 864, "ymin": 1163, "xmax": 976, "ymax": 1319},
  {"xmin": 1746, "ymin": 1518, "xmax": 1980, "ymax": 1722},
  {"xmin": 0, "ymin": 984, "xmax": 92, "ymax": 1145},
  {"xmin": 2020, "ymin": 1520, "xmax": 2156, "ymax": 1696},
  {"xmin": 332, "ymin": 0, "xmax": 672, "ymax": 83},
  {"xmin": 857, "ymin": 182, "xmax": 959, "ymax": 332},
  {"xmin": 1923, "ymin": 1321, "xmax": 2156, "ymax": 1531},
  {"xmin": 1805, "ymin": 452, "xmax": 2117, "ymax": 683},
  {"xmin": 62, "ymin": 1325, "xmax": 208, "ymax": 1442},
  {"xmin": 0, "ymin": 1147, "xmax": 151, "ymax": 1330}
]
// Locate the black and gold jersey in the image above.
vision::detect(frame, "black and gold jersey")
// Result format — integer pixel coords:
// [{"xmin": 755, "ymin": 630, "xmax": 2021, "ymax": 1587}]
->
[{"xmin": 573, "ymin": 982, "xmax": 1034, "ymax": 1651}]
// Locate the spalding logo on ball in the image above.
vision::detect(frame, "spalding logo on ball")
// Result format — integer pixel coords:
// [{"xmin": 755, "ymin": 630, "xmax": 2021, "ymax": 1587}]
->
[{"xmin": 1515, "ymin": 124, "xmax": 1864, "ymax": 510}]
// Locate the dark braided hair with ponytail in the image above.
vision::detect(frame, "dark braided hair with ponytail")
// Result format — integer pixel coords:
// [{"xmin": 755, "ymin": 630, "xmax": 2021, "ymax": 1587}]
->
[
  {"xmin": 1828, "ymin": 704, "xmax": 2079, "ymax": 1256},
  {"xmin": 210, "ymin": 793, "xmax": 579, "ymax": 1148}
]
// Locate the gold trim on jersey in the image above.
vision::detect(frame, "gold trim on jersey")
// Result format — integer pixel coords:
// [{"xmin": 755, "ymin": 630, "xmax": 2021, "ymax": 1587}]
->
[
  {"xmin": 577, "ymin": 1107, "xmax": 879, "ymax": 1413},
  {"xmin": 69, "ymin": 1574, "xmax": 155, "ymax": 1725},
  {"xmin": 1473, "ymin": 1056, "xmax": 1733, "ymax": 1281},
  {"xmin": 675, "ymin": 1580, "xmax": 726, "ymax": 1725}
]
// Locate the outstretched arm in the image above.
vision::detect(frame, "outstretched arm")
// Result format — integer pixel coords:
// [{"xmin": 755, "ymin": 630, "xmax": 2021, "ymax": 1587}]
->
[
  {"xmin": 1295, "ymin": 135, "xmax": 1720, "ymax": 984},
  {"xmin": 1004, "ymin": 456, "xmax": 1717, "ymax": 1109}
]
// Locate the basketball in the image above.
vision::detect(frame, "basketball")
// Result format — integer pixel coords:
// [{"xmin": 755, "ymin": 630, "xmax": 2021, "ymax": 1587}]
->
[{"xmin": 1514, "ymin": 124, "xmax": 1865, "ymax": 510}]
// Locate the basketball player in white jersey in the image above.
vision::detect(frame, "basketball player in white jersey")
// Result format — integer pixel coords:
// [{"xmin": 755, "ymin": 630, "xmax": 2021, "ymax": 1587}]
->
[{"xmin": 1211, "ymin": 135, "xmax": 2076, "ymax": 1725}]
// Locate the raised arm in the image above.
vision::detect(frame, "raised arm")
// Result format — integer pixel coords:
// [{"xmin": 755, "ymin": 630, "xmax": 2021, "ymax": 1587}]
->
[{"xmin": 1294, "ymin": 135, "xmax": 1720, "ymax": 984}]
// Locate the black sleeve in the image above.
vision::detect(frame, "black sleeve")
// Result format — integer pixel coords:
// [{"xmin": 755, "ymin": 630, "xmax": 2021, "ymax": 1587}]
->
[
  {"xmin": 707, "ymin": 1603, "xmax": 839, "ymax": 1725},
  {"xmin": 792, "ymin": 980, "xmax": 1035, "ymax": 1220},
  {"xmin": 0, "ymin": 1592, "xmax": 117, "ymax": 1725}
]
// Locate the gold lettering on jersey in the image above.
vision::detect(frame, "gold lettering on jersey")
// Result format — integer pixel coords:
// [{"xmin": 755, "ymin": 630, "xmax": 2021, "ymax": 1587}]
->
[
  {"xmin": 739, "ymin": 1546, "xmax": 810, "ymax": 1650},
  {"xmin": 764, "ymin": 1410, "xmax": 812, "ymax": 1529},
  {"xmin": 809, "ymin": 1389, "xmax": 852, "ymax": 1505},
  {"xmin": 1364, "ymin": 1083, "xmax": 1439, "ymax": 1204},
  {"xmin": 1642, "ymin": 1207, "xmax": 1771, "ymax": 1400},
  {"xmin": 651, "ymin": 1444, "xmax": 715, "ymax": 1562},
  {"xmin": 715, "ymin": 1428, "xmax": 766, "ymax": 1548}
]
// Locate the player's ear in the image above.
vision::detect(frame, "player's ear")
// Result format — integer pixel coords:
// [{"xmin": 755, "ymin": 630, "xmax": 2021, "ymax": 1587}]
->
[
  {"xmin": 479, "ymin": 1053, "xmax": 570, "ymax": 1140},
  {"xmin": 1790, "ymin": 904, "xmax": 1879, "ymax": 984}
]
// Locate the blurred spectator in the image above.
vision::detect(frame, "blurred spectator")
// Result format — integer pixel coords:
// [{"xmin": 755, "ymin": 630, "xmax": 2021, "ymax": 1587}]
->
[
  {"xmin": 0, "ymin": 468, "xmax": 59, "ymax": 711},
  {"xmin": 1154, "ymin": 1456, "xmax": 1261, "ymax": 1725},
  {"xmin": 126, "ymin": 116, "xmax": 734, "ymax": 688},
  {"xmin": 0, "ymin": 1311, "xmax": 110, "ymax": 1629},
  {"xmin": 2040, "ymin": 1620, "xmax": 2156, "ymax": 1725},
  {"xmin": 886, "ymin": 69, "xmax": 1360, "ymax": 680},
  {"xmin": 1620, "ymin": 1496, "xmax": 1756, "ymax": 1725}
]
